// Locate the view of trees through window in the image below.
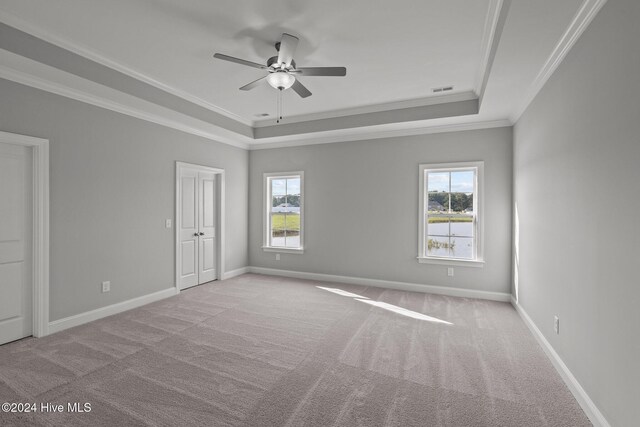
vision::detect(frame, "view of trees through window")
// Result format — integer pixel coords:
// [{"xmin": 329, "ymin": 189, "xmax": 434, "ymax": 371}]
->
[
  {"xmin": 426, "ymin": 169, "xmax": 476, "ymax": 259},
  {"xmin": 270, "ymin": 176, "xmax": 301, "ymax": 248}
]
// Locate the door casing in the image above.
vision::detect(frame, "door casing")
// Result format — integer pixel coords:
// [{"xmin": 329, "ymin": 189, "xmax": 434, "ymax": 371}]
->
[
  {"xmin": 0, "ymin": 131, "xmax": 49, "ymax": 338},
  {"xmin": 175, "ymin": 162, "xmax": 225, "ymax": 291}
]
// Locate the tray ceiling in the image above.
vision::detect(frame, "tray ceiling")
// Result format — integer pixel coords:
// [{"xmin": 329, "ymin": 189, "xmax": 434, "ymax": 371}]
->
[{"xmin": 0, "ymin": 0, "xmax": 603, "ymax": 147}]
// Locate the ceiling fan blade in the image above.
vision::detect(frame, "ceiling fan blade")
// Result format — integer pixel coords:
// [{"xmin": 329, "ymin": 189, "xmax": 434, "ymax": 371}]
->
[
  {"xmin": 296, "ymin": 67, "xmax": 347, "ymax": 76},
  {"xmin": 214, "ymin": 53, "xmax": 266, "ymax": 69},
  {"xmin": 291, "ymin": 79, "xmax": 312, "ymax": 98},
  {"xmin": 277, "ymin": 33, "xmax": 299, "ymax": 68},
  {"xmin": 239, "ymin": 76, "xmax": 267, "ymax": 91}
]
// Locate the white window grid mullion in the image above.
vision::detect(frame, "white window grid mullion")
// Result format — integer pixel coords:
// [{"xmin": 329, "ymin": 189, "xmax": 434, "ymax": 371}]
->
[
  {"xmin": 448, "ymin": 172, "xmax": 452, "ymax": 252},
  {"xmin": 268, "ymin": 178, "xmax": 273, "ymax": 247},
  {"xmin": 421, "ymin": 165, "xmax": 480, "ymax": 261},
  {"xmin": 474, "ymin": 168, "xmax": 478, "ymax": 259},
  {"xmin": 264, "ymin": 172, "xmax": 303, "ymax": 251},
  {"xmin": 283, "ymin": 178, "xmax": 288, "ymax": 247},
  {"xmin": 424, "ymin": 171, "xmax": 428, "ymax": 257},
  {"xmin": 425, "ymin": 172, "xmax": 432, "ymax": 257}
]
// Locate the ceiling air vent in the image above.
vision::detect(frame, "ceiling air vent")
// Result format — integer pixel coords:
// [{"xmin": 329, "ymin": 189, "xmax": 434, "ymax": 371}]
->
[{"xmin": 432, "ymin": 86, "xmax": 454, "ymax": 93}]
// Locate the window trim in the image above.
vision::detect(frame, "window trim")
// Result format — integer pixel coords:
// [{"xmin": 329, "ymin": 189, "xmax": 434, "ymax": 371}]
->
[
  {"xmin": 417, "ymin": 161, "xmax": 484, "ymax": 266},
  {"xmin": 263, "ymin": 171, "xmax": 304, "ymax": 254}
]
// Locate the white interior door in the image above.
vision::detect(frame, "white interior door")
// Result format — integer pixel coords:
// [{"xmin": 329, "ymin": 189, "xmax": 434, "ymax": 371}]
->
[
  {"xmin": 178, "ymin": 166, "xmax": 218, "ymax": 290},
  {"xmin": 179, "ymin": 168, "xmax": 198, "ymax": 290},
  {"xmin": 0, "ymin": 142, "xmax": 32, "ymax": 344},
  {"xmin": 198, "ymin": 172, "xmax": 216, "ymax": 284}
]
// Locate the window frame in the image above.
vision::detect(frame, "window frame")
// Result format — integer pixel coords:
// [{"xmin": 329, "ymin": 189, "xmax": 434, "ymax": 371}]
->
[
  {"xmin": 417, "ymin": 161, "xmax": 484, "ymax": 267},
  {"xmin": 262, "ymin": 171, "xmax": 304, "ymax": 254}
]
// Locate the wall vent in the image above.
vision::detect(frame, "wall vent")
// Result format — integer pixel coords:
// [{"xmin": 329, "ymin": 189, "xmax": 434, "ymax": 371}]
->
[{"xmin": 432, "ymin": 86, "xmax": 454, "ymax": 93}]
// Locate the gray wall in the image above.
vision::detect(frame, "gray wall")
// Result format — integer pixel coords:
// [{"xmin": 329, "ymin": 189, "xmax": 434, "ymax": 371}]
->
[
  {"xmin": 0, "ymin": 22, "xmax": 253, "ymax": 137},
  {"xmin": 513, "ymin": 0, "xmax": 640, "ymax": 425},
  {"xmin": 0, "ymin": 79, "xmax": 249, "ymax": 321},
  {"xmin": 249, "ymin": 128, "xmax": 513, "ymax": 295}
]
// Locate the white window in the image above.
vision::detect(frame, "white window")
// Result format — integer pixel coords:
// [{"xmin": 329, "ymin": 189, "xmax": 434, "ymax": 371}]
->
[
  {"xmin": 263, "ymin": 172, "xmax": 304, "ymax": 253},
  {"xmin": 418, "ymin": 162, "xmax": 484, "ymax": 266}
]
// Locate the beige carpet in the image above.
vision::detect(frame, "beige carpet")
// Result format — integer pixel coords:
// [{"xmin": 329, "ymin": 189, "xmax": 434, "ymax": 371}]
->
[{"xmin": 0, "ymin": 274, "xmax": 590, "ymax": 426}]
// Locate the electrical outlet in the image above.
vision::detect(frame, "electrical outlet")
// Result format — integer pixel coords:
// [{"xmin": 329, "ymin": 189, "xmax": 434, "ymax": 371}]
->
[
  {"xmin": 554, "ymin": 315, "xmax": 560, "ymax": 334},
  {"xmin": 447, "ymin": 267, "xmax": 454, "ymax": 277},
  {"xmin": 101, "ymin": 281, "xmax": 111, "ymax": 293},
  {"xmin": 165, "ymin": 219, "xmax": 172, "ymax": 228},
  {"xmin": 275, "ymin": 253, "xmax": 280, "ymax": 261}
]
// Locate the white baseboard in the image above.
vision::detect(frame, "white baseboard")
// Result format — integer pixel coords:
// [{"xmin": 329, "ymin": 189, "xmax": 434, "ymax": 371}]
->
[
  {"xmin": 221, "ymin": 266, "xmax": 249, "ymax": 280},
  {"xmin": 48, "ymin": 287, "xmax": 178, "ymax": 335},
  {"xmin": 247, "ymin": 267, "xmax": 511, "ymax": 302},
  {"xmin": 510, "ymin": 297, "xmax": 610, "ymax": 427}
]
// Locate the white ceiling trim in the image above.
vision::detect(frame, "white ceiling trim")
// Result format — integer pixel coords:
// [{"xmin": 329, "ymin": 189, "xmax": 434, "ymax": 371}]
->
[
  {"xmin": 252, "ymin": 91, "xmax": 478, "ymax": 127},
  {"xmin": 1, "ymin": 3, "xmax": 503, "ymax": 131},
  {"xmin": 1, "ymin": 47, "xmax": 511, "ymax": 151},
  {"xmin": 510, "ymin": 0, "xmax": 608, "ymax": 122},
  {"xmin": 254, "ymin": 0, "xmax": 503, "ymax": 128},
  {"xmin": 0, "ymin": 49, "xmax": 251, "ymax": 149},
  {"xmin": 249, "ymin": 119, "xmax": 513, "ymax": 150},
  {"xmin": 474, "ymin": 0, "xmax": 505, "ymax": 98},
  {"xmin": 0, "ymin": 0, "xmax": 607, "ymax": 150},
  {"xmin": 0, "ymin": 9, "xmax": 254, "ymax": 127}
]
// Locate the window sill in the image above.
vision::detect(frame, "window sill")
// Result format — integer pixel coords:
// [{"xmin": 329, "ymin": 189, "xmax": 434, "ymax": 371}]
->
[
  {"xmin": 417, "ymin": 257, "xmax": 484, "ymax": 268},
  {"xmin": 262, "ymin": 246, "xmax": 304, "ymax": 254}
]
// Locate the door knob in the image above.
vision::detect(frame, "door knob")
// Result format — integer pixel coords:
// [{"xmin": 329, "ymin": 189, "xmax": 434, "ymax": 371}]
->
[
  {"xmin": 199, "ymin": 232, "xmax": 205, "ymax": 236},
  {"xmin": 193, "ymin": 233, "xmax": 199, "ymax": 237}
]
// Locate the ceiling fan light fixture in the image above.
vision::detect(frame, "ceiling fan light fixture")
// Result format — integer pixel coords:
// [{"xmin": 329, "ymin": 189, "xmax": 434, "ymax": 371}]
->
[
  {"xmin": 214, "ymin": 32, "xmax": 345, "ymax": 99},
  {"xmin": 267, "ymin": 71, "xmax": 295, "ymax": 90}
]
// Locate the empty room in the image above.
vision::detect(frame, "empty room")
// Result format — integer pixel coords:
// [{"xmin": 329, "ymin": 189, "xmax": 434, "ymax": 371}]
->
[{"xmin": 0, "ymin": 0, "xmax": 638, "ymax": 426}]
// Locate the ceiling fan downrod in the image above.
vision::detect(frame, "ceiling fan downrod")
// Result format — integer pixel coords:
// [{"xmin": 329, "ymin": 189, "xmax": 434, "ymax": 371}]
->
[
  {"xmin": 213, "ymin": 32, "xmax": 346, "ymax": 101},
  {"xmin": 276, "ymin": 88, "xmax": 284, "ymax": 124}
]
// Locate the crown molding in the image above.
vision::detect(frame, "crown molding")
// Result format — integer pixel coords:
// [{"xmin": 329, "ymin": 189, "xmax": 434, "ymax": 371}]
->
[
  {"xmin": 477, "ymin": 0, "xmax": 512, "ymax": 106},
  {"xmin": 475, "ymin": 0, "xmax": 507, "ymax": 103},
  {"xmin": 510, "ymin": 0, "xmax": 608, "ymax": 122},
  {"xmin": 249, "ymin": 119, "xmax": 513, "ymax": 150},
  {"xmin": 252, "ymin": 91, "xmax": 477, "ymax": 127},
  {"xmin": 0, "ymin": 6, "xmax": 498, "ymax": 132},
  {"xmin": 252, "ymin": 0, "xmax": 506, "ymax": 128},
  {"xmin": 254, "ymin": 97, "xmax": 479, "ymax": 139},
  {"xmin": 3, "ymin": 0, "xmax": 605, "ymax": 150},
  {"xmin": 0, "ymin": 49, "xmax": 251, "ymax": 150},
  {"xmin": 0, "ymin": 9, "xmax": 253, "ymax": 127},
  {"xmin": 2, "ymin": 47, "xmax": 512, "ymax": 151},
  {"xmin": 1, "ymin": 1, "xmax": 607, "ymax": 144},
  {"xmin": 1, "ymin": 47, "xmax": 512, "ymax": 151}
]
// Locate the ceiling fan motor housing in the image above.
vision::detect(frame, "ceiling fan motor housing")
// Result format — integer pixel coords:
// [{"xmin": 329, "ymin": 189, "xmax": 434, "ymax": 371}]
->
[
  {"xmin": 267, "ymin": 56, "xmax": 296, "ymax": 70},
  {"xmin": 213, "ymin": 32, "xmax": 344, "ymax": 98}
]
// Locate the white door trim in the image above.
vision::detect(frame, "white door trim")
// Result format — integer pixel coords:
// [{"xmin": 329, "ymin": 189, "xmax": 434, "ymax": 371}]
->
[
  {"xmin": 175, "ymin": 161, "xmax": 225, "ymax": 291},
  {"xmin": 0, "ymin": 131, "xmax": 50, "ymax": 338}
]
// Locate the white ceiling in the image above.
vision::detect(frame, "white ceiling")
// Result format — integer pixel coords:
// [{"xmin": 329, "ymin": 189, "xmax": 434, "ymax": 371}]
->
[
  {"xmin": 0, "ymin": 0, "xmax": 494, "ymax": 123},
  {"xmin": 480, "ymin": 0, "xmax": 585, "ymax": 121},
  {"xmin": 0, "ymin": 0, "xmax": 601, "ymax": 145}
]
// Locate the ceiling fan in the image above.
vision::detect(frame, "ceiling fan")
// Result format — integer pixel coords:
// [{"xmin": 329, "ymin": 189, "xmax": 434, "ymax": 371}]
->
[{"xmin": 213, "ymin": 33, "xmax": 346, "ymax": 98}]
